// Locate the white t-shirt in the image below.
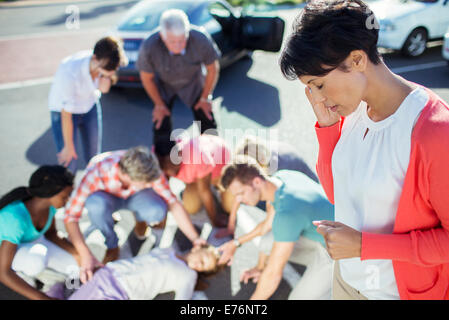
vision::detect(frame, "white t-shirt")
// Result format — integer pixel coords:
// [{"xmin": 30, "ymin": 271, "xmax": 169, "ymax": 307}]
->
[
  {"xmin": 48, "ymin": 50, "xmax": 100, "ymax": 114},
  {"xmin": 332, "ymin": 87, "xmax": 428, "ymax": 300},
  {"xmin": 106, "ymin": 248, "xmax": 197, "ymax": 300}
]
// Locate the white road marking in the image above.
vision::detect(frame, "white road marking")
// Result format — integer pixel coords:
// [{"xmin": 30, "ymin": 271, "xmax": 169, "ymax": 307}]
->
[
  {"xmin": 0, "ymin": 27, "xmax": 109, "ymax": 42},
  {"xmin": 0, "ymin": 77, "xmax": 53, "ymax": 90},
  {"xmin": 0, "ymin": 61, "xmax": 446, "ymax": 91},
  {"xmin": 390, "ymin": 61, "xmax": 447, "ymax": 74}
]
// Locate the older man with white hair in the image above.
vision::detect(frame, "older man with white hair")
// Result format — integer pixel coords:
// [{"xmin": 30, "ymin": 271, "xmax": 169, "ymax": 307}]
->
[{"xmin": 136, "ymin": 9, "xmax": 221, "ymax": 153}]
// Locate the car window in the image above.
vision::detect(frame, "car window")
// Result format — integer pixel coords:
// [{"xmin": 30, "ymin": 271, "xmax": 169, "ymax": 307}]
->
[
  {"xmin": 412, "ymin": 0, "xmax": 438, "ymax": 3},
  {"xmin": 117, "ymin": 1, "xmax": 193, "ymax": 31},
  {"xmin": 209, "ymin": 2, "xmax": 232, "ymax": 18},
  {"xmin": 207, "ymin": 2, "xmax": 235, "ymax": 33},
  {"xmin": 195, "ymin": 2, "xmax": 233, "ymax": 25},
  {"xmin": 195, "ymin": 6, "xmax": 214, "ymax": 25}
]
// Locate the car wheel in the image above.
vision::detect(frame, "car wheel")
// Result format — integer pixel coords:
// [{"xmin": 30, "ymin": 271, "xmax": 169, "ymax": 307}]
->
[{"xmin": 401, "ymin": 28, "xmax": 428, "ymax": 57}]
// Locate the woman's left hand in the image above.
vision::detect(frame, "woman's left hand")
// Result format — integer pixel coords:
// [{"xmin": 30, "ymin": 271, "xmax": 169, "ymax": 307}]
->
[
  {"xmin": 192, "ymin": 237, "xmax": 207, "ymax": 248},
  {"xmin": 98, "ymin": 75, "xmax": 112, "ymax": 93},
  {"xmin": 313, "ymin": 220, "xmax": 362, "ymax": 260}
]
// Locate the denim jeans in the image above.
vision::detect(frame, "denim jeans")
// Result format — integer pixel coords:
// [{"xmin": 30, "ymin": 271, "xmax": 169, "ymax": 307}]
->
[
  {"xmin": 51, "ymin": 105, "xmax": 99, "ymax": 173},
  {"xmin": 84, "ymin": 189, "xmax": 168, "ymax": 249}
]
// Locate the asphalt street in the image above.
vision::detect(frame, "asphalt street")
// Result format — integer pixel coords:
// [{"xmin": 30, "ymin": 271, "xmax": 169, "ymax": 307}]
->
[{"xmin": 1, "ymin": 0, "xmax": 449, "ymax": 301}]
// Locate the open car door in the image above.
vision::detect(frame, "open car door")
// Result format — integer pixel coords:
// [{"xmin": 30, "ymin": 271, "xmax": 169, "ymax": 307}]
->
[{"xmin": 238, "ymin": 14, "xmax": 285, "ymax": 52}]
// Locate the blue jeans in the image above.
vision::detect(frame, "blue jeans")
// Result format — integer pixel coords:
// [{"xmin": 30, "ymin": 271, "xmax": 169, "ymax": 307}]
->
[
  {"xmin": 84, "ymin": 189, "xmax": 168, "ymax": 249},
  {"xmin": 51, "ymin": 105, "xmax": 99, "ymax": 173}
]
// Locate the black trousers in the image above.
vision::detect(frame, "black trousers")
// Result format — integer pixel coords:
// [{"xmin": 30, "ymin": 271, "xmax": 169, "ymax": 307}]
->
[{"xmin": 153, "ymin": 95, "xmax": 218, "ymax": 150}]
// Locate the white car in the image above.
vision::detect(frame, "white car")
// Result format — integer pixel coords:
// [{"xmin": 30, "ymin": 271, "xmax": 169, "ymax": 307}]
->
[
  {"xmin": 443, "ymin": 26, "xmax": 449, "ymax": 65},
  {"xmin": 369, "ymin": 0, "xmax": 449, "ymax": 57}
]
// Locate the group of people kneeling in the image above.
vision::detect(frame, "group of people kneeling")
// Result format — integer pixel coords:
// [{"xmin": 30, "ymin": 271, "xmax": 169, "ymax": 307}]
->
[
  {"xmin": 2, "ymin": 0, "xmax": 449, "ymax": 301},
  {"xmin": 0, "ymin": 133, "xmax": 334, "ymax": 300}
]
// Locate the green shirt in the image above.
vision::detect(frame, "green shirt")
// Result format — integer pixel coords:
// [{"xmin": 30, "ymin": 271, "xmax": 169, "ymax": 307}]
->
[
  {"xmin": 272, "ymin": 170, "xmax": 334, "ymax": 246},
  {"xmin": 0, "ymin": 200, "xmax": 56, "ymax": 246}
]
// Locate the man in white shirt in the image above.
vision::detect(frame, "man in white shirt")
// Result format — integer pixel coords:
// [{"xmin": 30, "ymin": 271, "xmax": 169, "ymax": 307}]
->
[{"xmin": 48, "ymin": 36, "xmax": 128, "ymax": 173}]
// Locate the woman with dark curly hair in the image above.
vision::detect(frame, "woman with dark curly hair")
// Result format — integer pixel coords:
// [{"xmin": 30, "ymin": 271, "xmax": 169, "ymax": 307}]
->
[
  {"xmin": 280, "ymin": 0, "xmax": 449, "ymax": 299},
  {"xmin": 0, "ymin": 166, "xmax": 79, "ymax": 300}
]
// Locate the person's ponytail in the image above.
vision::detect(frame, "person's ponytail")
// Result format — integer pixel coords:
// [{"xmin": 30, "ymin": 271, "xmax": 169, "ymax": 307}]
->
[
  {"xmin": 0, "ymin": 187, "xmax": 31, "ymax": 211},
  {"xmin": 0, "ymin": 165, "xmax": 74, "ymax": 211}
]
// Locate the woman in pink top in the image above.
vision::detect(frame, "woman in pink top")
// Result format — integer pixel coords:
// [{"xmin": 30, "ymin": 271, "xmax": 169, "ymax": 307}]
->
[
  {"xmin": 279, "ymin": 0, "xmax": 449, "ymax": 299},
  {"xmin": 155, "ymin": 134, "xmax": 232, "ymax": 227}
]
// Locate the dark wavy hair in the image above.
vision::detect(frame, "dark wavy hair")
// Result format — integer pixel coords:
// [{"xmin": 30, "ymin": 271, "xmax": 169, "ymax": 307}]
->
[
  {"xmin": 220, "ymin": 155, "xmax": 268, "ymax": 190},
  {"xmin": 93, "ymin": 36, "xmax": 128, "ymax": 71},
  {"xmin": 0, "ymin": 165, "xmax": 74, "ymax": 211},
  {"xmin": 279, "ymin": 0, "xmax": 382, "ymax": 79}
]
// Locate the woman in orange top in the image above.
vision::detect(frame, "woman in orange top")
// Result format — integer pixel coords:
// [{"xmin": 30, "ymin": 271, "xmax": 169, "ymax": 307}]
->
[{"xmin": 279, "ymin": 0, "xmax": 449, "ymax": 299}]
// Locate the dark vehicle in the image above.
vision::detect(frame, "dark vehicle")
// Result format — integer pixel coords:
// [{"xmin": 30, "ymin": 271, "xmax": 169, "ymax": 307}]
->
[{"xmin": 112, "ymin": 0, "xmax": 285, "ymax": 87}]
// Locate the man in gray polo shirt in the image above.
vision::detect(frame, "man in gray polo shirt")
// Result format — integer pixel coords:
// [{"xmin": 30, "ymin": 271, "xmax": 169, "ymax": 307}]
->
[{"xmin": 136, "ymin": 9, "xmax": 221, "ymax": 152}]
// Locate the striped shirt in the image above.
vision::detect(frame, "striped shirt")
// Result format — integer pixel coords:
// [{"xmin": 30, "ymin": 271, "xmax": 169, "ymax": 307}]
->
[{"xmin": 64, "ymin": 150, "xmax": 177, "ymax": 223}]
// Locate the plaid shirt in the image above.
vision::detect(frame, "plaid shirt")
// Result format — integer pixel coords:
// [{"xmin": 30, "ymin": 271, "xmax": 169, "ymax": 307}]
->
[{"xmin": 64, "ymin": 150, "xmax": 177, "ymax": 224}]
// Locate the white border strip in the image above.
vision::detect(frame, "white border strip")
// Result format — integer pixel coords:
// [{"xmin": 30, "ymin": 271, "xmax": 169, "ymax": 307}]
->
[
  {"xmin": 0, "ymin": 77, "xmax": 53, "ymax": 90},
  {"xmin": 0, "ymin": 61, "xmax": 446, "ymax": 91},
  {"xmin": 0, "ymin": 27, "xmax": 109, "ymax": 42},
  {"xmin": 390, "ymin": 61, "xmax": 447, "ymax": 74},
  {"xmin": 0, "ymin": 0, "xmax": 118, "ymax": 8}
]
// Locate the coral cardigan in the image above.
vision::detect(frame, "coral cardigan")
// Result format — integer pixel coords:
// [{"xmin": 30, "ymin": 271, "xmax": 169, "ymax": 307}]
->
[{"xmin": 315, "ymin": 88, "xmax": 449, "ymax": 300}]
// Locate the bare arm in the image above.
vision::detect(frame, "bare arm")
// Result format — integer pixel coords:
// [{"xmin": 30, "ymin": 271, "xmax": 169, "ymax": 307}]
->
[
  {"xmin": 140, "ymin": 71, "xmax": 166, "ymax": 107},
  {"xmin": 214, "ymin": 196, "xmax": 240, "ymax": 239},
  {"xmin": 193, "ymin": 61, "xmax": 219, "ymax": 120},
  {"xmin": 218, "ymin": 203, "xmax": 275, "ymax": 265},
  {"xmin": 200, "ymin": 60, "xmax": 219, "ymax": 100},
  {"xmin": 238, "ymin": 202, "xmax": 275, "ymax": 244},
  {"xmin": 57, "ymin": 110, "xmax": 78, "ymax": 167},
  {"xmin": 139, "ymin": 71, "xmax": 170, "ymax": 129},
  {"xmin": 169, "ymin": 201, "xmax": 203, "ymax": 245},
  {"xmin": 61, "ymin": 110, "xmax": 74, "ymax": 150},
  {"xmin": 196, "ymin": 173, "xmax": 218, "ymax": 226},
  {"xmin": 250, "ymin": 241, "xmax": 294, "ymax": 300},
  {"xmin": 227, "ymin": 197, "xmax": 240, "ymax": 233},
  {"xmin": 0, "ymin": 241, "xmax": 53, "ymax": 300},
  {"xmin": 228, "ymin": 198, "xmax": 241, "ymax": 234},
  {"xmin": 64, "ymin": 221, "xmax": 91, "ymax": 258},
  {"xmin": 64, "ymin": 221, "xmax": 102, "ymax": 283}
]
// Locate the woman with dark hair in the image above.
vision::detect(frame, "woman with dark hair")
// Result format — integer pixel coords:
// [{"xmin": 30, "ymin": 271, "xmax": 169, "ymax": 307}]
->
[
  {"xmin": 0, "ymin": 166, "xmax": 80, "ymax": 300},
  {"xmin": 279, "ymin": 0, "xmax": 449, "ymax": 299},
  {"xmin": 49, "ymin": 36, "xmax": 128, "ymax": 173}
]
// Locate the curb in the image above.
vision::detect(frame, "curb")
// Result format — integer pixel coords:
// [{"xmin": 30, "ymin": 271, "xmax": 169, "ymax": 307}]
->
[{"xmin": 0, "ymin": 0, "xmax": 104, "ymax": 8}]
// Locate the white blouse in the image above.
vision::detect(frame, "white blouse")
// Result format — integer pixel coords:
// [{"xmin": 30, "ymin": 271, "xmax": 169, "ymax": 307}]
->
[
  {"xmin": 107, "ymin": 248, "xmax": 197, "ymax": 300},
  {"xmin": 332, "ymin": 87, "xmax": 428, "ymax": 300},
  {"xmin": 48, "ymin": 50, "xmax": 100, "ymax": 114}
]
